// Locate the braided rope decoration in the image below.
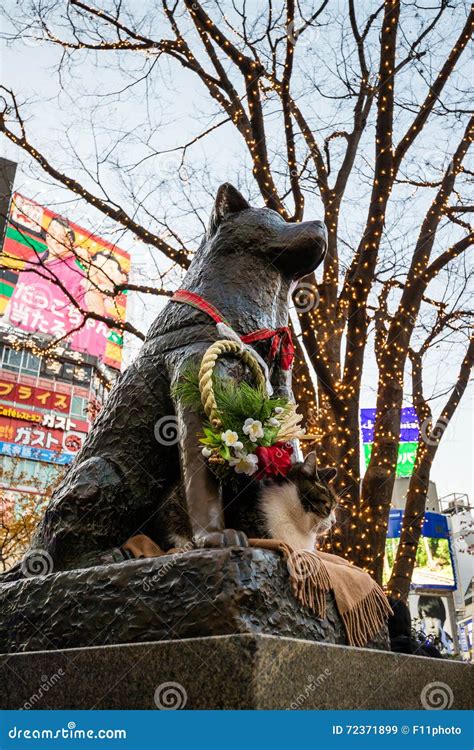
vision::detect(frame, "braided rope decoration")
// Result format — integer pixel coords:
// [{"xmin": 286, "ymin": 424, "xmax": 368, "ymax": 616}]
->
[{"xmin": 198, "ymin": 339, "xmax": 267, "ymax": 427}]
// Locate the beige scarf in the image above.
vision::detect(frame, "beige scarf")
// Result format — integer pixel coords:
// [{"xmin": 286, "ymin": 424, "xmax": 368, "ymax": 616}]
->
[
  {"xmin": 123, "ymin": 534, "xmax": 392, "ymax": 648},
  {"xmin": 248, "ymin": 539, "xmax": 392, "ymax": 647}
]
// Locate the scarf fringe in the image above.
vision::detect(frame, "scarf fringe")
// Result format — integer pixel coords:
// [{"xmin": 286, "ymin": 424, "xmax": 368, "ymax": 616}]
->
[
  {"xmin": 280, "ymin": 544, "xmax": 331, "ymax": 618},
  {"xmin": 277, "ymin": 543, "xmax": 391, "ymax": 648},
  {"xmin": 341, "ymin": 586, "xmax": 392, "ymax": 647}
]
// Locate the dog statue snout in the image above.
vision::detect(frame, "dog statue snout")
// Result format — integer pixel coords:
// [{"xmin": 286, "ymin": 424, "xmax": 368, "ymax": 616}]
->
[
  {"xmin": 273, "ymin": 219, "xmax": 328, "ymax": 278},
  {"xmin": 294, "ymin": 219, "xmax": 327, "ymax": 247}
]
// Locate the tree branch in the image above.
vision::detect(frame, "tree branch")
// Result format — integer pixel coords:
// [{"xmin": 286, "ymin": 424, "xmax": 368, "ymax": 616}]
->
[{"xmin": 0, "ymin": 89, "xmax": 190, "ymax": 269}]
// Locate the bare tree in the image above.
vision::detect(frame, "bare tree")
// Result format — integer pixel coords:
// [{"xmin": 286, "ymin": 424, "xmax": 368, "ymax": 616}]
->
[
  {"xmin": 0, "ymin": 461, "xmax": 63, "ymax": 571},
  {"xmin": 0, "ymin": 0, "xmax": 472, "ymax": 586}
]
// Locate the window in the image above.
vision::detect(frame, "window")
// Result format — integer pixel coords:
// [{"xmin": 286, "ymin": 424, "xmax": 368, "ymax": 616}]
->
[
  {"xmin": 2, "ymin": 347, "xmax": 22, "ymax": 371},
  {"xmin": 1, "ymin": 456, "xmax": 63, "ymax": 490},
  {"xmin": 22, "ymin": 352, "xmax": 40, "ymax": 376},
  {"xmin": 1, "ymin": 457, "xmax": 37, "ymax": 484},
  {"xmin": 1, "ymin": 348, "xmax": 40, "ymax": 376},
  {"xmin": 71, "ymin": 395, "xmax": 88, "ymax": 419}
]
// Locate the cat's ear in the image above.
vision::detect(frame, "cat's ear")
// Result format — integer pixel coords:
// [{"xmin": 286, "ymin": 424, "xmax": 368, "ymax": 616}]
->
[
  {"xmin": 301, "ymin": 451, "xmax": 317, "ymax": 478},
  {"xmin": 208, "ymin": 183, "xmax": 250, "ymax": 237},
  {"xmin": 317, "ymin": 467, "xmax": 337, "ymax": 484}
]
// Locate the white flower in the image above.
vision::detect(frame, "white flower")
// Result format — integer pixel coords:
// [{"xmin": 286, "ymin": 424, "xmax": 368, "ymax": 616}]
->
[
  {"xmin": 274, "ymin": 406, "xmax": 284, "ymax": 414},
  {"xmin": 221, "ymin": 430, "xmax": 242, "ymax": 448},
  {"xmin": 201, "ymin": 446, "xmax": 213, "ymax": 458},
  {"xmin": 268, "ymin": 417, "xmax": 279, "ymax": 426},
  {"xmin": 243, "ymin": 418, "xmax": 264, "ymax": 442},
  {"xmin": 229, "ymin": 452, "xmax": 259, "ymax": 476}
]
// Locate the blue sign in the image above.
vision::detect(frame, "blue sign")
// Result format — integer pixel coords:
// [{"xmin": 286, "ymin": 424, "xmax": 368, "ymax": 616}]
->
[
  {"xmin": 360, "ymin": 407, "xmax": 419, "ymax": 444},
  {"xmin": 0, "ymin": 440, "xmax": 74, "ymax": 465},
  {"xmin": 384, "ymin": 510, "xmax": 456, "ymax": 591},
  {"xmin": 387, "ymin": 510, "xmax": 450, "ymax": 539}
]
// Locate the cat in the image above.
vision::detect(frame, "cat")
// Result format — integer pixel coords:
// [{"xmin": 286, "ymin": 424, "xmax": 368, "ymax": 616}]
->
[
  {"xmin": 120, "ymin": 451, "xmax": 338, "ymax": 555},
  {"xmin": 223, "ymin": 452, "xmax": 338, "ymax": 551}
]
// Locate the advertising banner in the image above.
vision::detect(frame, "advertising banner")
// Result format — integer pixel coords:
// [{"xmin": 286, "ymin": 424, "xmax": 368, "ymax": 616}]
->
[
  {"xmin": 409, "ymin": 592, "xmax": 456, "ymax": 656},
  {"xmin": 384, "ymin": 509, "xmax": 456, "ymax": 591},
  {"xmin": 0, "ymin": 377, "xmax": 89, "ymax": 466},
  {"xmin": 0, "ymin": 441, "xmax": 74, "ymax": 465},
  {"xmin": 363, "ymin": 441, "xmax": 418, "ymax": 478},
  {"xmin": 0, "ymin": 417, "xmax": 84, "ymax": 454},
  {"xmin": 457, "ymin": 617, "xmax": 472, "ymax": 661},
  {"xmin": 360, "ymin": 407, "xmax": 419, "ymax": 477},
  {"xmin": 360, "ymin": 407, "xmax": 419, "ymax": 443},
  {"xmin": 0, "ymin": 377, "xmax": 71, "ymax": 412},
  {"xmin": 0, "ymin": 193, "xmax": 130, "ymax": 370}
]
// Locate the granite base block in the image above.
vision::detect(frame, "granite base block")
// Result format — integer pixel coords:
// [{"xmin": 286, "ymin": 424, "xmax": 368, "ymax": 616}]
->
[
  {"xmin": 1, "ymin": 634, "xmax": 471, "ymax": 710},
  {"xmin": 0, "ymin": 547, "xmax": 388, "ymax": 653}
]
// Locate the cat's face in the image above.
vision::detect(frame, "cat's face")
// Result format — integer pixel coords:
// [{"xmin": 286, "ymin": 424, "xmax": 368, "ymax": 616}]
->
[{"xmin": 287, "ymin": 452, "xmax": 338, "ymax": 526}]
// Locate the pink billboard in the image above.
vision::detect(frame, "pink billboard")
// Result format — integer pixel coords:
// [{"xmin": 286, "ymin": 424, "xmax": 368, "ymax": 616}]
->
[{"xmin": 0, "ymin": 193, "xmax": 131, "ymax": 369}]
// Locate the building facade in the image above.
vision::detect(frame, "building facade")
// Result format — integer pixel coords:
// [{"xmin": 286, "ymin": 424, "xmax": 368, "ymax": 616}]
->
[{"xmin": 0, "ymin": 180, "xmax": 130, "ymax": 569}]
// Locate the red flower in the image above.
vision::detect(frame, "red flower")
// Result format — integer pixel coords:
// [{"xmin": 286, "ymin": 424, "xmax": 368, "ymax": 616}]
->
[{"xmin": 255, "ymin": 442, "xmax": 293, "ymax": 479}]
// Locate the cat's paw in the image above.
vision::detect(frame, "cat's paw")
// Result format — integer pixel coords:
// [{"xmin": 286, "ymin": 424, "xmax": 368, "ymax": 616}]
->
[{"xmin": 194, "ymin": 529, "xmax": 248, "ymax": 548}]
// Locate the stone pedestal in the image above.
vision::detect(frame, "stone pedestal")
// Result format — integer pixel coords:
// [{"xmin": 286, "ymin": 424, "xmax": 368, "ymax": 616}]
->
[
  {"xmin": 0, "ymin": 547, "xmax": 388, "ymax": 653},
  {"xmin": 1, "ymin": 634, "xmax": 471, "ymax": 710}
]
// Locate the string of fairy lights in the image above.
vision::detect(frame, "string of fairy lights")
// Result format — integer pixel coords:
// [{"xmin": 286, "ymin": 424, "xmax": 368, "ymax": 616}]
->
[{"xmin": 2, "ymin": 331, "xmax": 113, "ymax": 391}]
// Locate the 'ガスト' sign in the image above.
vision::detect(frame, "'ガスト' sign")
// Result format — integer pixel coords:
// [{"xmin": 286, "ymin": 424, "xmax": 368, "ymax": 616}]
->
[{"xmin": 0, "ymin": 417, "xmax": 84, "ymax": 453}]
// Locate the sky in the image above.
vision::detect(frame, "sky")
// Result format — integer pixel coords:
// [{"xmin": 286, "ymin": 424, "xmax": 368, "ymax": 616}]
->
[{"xmin": 0, "ymin": 0, "xmax": 472, "ymax": 501}]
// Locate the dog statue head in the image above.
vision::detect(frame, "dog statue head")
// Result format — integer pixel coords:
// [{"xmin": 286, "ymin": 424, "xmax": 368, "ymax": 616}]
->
[{"xmin": 206, "ymin": 183, "xmax": 327, "ymax": 279}]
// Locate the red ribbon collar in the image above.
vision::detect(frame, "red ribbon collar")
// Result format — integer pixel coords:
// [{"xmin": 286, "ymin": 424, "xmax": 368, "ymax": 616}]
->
[{"xmin": 171, "ymin": 289, "xmax": 294, "ymax": 370}]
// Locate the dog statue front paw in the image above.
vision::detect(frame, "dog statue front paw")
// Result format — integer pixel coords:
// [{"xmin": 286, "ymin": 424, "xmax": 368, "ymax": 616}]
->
[{"xmin": 194, "ymin": 529, "xmax": 248, "ymax": 548}]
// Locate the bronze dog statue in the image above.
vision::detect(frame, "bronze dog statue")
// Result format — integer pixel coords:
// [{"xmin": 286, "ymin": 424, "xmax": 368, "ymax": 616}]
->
[{"xmin": 3, "ymin": 183, "xmax": 327, "ymax": 577}]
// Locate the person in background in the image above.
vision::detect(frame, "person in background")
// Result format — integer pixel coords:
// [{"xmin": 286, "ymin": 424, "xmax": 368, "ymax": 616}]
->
[
  {"xmin": 83, "ymin": 250, "xmax": 127, "ymax": 317},
  {"xmin": 418, "ymin": 595, "xmax": 454, "ymax": 655},
  {"xmin": 41, "ymin": 217, "xmax": 77, "ymax": 261},
  {"xmin": 4, "ymin": 216, "xmax": 87, "ymax": 325},
  {"xmin": 39, "ymin": 217, "xmax": 88, "ymax": 301}
]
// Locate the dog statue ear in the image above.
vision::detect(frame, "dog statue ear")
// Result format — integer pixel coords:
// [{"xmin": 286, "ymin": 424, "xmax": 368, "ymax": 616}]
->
[
  {"xmin": 316, "ymin": 467, "xmax": 338, "ymax": 484},
  {"xmin": 301, "ymin": 451, "xmax": 317, "ymax": 478},
  {"xmin": 208, "ymin": 183, "xmax": 250, "ymax": 236}
]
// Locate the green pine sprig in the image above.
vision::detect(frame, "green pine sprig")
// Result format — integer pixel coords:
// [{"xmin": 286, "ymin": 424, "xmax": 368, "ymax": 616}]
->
[{"xmin": 172, "ymin": 365, "xmax": 288, "ymax": 446}]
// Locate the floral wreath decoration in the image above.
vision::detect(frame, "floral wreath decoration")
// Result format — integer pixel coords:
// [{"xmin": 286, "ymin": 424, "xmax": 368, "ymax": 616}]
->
[{"xmin": 172, "ymin": 339, "xmax": 306, "ymax": 482}]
